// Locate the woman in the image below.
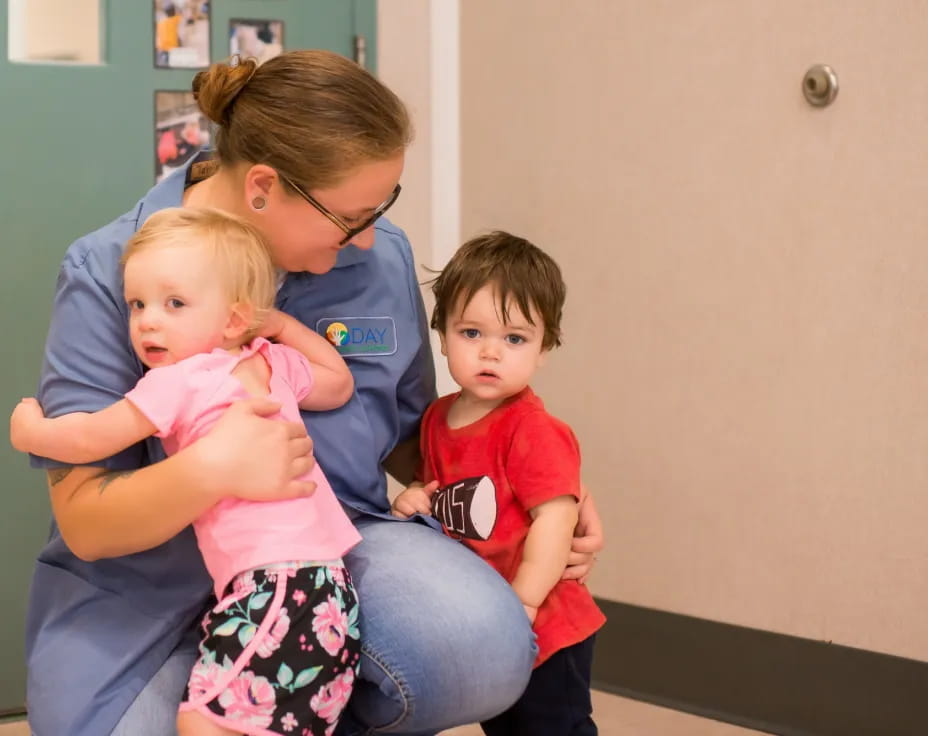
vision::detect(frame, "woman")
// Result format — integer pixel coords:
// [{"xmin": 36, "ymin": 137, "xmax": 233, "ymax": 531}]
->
[{"xmin": 25, "ymin": 50, "xmax": 602, "ymax": 736}]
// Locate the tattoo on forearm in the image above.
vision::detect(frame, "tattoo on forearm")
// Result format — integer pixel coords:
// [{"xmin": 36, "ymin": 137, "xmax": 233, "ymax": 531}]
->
[
  {"xmin": 98, "ymin": 470, "xmax": 137, "ymax": 494},
  {"xmin": 48, "ymin": 468, "xmax": 74, "ymax": 486}
]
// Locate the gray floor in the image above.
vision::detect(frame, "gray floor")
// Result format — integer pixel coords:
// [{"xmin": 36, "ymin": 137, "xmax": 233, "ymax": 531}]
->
[
  {"xmin": 1, "ymin": 691, "xmax": 762, "ymax": 735},
  {"xmin": 441, "ymin": 690, "xmax": 762, "ymax": 735}
]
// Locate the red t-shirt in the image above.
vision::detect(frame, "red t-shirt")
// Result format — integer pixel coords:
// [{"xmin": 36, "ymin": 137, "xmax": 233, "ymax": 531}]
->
[{"xmin": 420, "ymin": 387, "xmax": 606, "ymax": 666}]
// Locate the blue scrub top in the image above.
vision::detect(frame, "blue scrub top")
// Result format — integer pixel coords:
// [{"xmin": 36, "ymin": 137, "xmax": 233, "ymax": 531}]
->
[{"xmin": 25, "ymin": 153, "xmax": 436, "ymax": 736}]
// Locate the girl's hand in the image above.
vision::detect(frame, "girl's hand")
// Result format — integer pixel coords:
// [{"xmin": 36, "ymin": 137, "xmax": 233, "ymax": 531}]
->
[
  {"xmin": 258, "ymin": 308, "xmax": 288, "ymax": 341},
  {"xmin": 10, "ymin": 397, "xmax": 46, "ymax": 453},
  {"xmin": 391, "ymin": 480, "xmax": 439, "ymax": 519}
]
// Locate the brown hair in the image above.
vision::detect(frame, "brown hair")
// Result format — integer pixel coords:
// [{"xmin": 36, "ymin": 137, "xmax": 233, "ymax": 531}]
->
[
  {"xmin": 430, "ymin": 231, "xmax": 566, "ymax": 350},
  {"xmin": 193, "ymin": 50, "xmax": 412, "ymax": 192},
  {"xmin": 122, "ymin": 207, "xmax": 277, "ymax": 342}
]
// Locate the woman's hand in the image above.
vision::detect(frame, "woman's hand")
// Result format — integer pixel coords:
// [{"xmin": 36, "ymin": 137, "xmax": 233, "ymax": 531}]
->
[
  {"xmin": 193, "ymin": 397, "xmax": 316, "ymax": 503},
  {"xmin": 563, "ymin": 485, "xmax": 604, "ymax": 584}
]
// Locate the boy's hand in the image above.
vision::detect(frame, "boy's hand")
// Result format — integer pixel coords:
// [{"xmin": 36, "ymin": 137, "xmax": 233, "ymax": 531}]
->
[
  {"xmin": 10, "ymin": 397, "xmax": 46, "ymax": 452},
  {"xmin": 391, "ymin": 480, "xmax": 439, "ymax": 519}
]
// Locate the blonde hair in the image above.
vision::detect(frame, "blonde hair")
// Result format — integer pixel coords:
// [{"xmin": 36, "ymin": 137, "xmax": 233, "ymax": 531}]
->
[
  {"xmin": 122, "ymin": 207, "xmax": 276, "ymax": 342},
  {"xmin": 193, "ymin": 50, "xmax": 412, "ymax": 191}
]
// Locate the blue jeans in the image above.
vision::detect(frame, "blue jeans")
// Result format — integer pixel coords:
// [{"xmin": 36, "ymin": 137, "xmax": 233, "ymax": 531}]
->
[{"xmin": 112, "ymin": 518, "xmax": 537, "ymax": 735}]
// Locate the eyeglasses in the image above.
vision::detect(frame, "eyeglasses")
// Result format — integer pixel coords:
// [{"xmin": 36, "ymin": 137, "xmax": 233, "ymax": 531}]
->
[{"xmin": 278, "ymin": 172, "xmax": 402, "ymax": 246}]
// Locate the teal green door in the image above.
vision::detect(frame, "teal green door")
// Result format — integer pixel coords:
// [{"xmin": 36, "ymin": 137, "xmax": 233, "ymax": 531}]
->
[{"xmin": 0, "ymin": 0, "xmax": 376, "ymax": 715}]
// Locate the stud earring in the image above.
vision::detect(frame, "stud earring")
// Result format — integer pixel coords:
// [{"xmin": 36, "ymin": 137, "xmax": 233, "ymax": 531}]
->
[{"xmin": 251, "ymin": 196, "xmax": 267, "ymax": 211}]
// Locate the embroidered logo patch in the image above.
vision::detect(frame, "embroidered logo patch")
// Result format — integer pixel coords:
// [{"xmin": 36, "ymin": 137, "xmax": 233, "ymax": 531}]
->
[
  {"xmin": 325, "ymin": 322, "xmax": 350, "ymax": 346},
  {"xmin": 317, "ymin": 316, "xmax": 397, "ymax": 357}
]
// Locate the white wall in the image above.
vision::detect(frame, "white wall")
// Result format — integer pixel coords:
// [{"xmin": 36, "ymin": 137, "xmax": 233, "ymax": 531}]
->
[
  {"xmin": 8, "ymin": 0, "xmax": 101, "ymax": 63},
  {"xmin": 378, "ymin": 0, "xmax": 458, "ymax": 397}
]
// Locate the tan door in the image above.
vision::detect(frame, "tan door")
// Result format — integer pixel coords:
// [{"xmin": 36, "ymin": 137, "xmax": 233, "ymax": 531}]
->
[{"xmin": 461, "ymin": 0, "xmax": 928, "ymax": 663}]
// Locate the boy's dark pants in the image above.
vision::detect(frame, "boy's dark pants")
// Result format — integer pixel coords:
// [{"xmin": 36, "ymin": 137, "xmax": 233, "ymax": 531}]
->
[{"xmin": 480, "ymin": 634, "xmax": 597, "ymax": 736}]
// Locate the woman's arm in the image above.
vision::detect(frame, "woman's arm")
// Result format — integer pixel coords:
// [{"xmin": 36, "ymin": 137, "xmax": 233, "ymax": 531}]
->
[
  {"xmin": 382, "ymin": 432, "xmax": 422, "ymax": 486},
  {"xmin": 387, "ymin": 235, "xmax": 438, "ymax": 484},
  {"xmin": 511, "ymin": 495, "xmax": 579, "ymax": 622},
  {"xmin": 11, "ymin": 398, "xmax": 156, "ymax": 464},
  {"xmin": 34, "ymin": 239, "xmax": 317, "ymax": 561},
  {"xmin": 47, "ymin": 397, "xmax": 315, "ymax": 561},
  {"xmin": 261, "ymin": 309, "xmax": 354, "ymax": 410}
]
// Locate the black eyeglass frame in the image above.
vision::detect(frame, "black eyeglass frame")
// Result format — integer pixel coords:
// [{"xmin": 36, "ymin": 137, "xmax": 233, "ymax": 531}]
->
[{"xmin": 278, "ymin": 172, "xmax": 402, "ymax": 245}]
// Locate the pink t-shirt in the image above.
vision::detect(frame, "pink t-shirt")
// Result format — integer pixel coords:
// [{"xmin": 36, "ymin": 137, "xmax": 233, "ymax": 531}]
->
[{"xmin": 125, "ymin": 337, "xmax": 361, "ymax": 598}]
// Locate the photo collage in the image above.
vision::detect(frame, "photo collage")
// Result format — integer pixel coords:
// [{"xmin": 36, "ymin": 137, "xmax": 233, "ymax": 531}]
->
[{"xmin": 153, "ymin": 1, "xmax": 284, "ymax": 182}]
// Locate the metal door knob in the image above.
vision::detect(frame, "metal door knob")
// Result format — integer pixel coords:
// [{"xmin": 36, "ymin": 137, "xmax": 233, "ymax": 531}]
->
[{"xmin": 802, "ymin": 64, "xmax": 839, "ymax": 107}]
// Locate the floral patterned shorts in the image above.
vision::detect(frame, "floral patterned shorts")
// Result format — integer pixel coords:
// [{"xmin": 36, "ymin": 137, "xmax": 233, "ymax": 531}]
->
[{"xmin": 179, "ymin": 561, "xmax": 361, "ymax": 736}]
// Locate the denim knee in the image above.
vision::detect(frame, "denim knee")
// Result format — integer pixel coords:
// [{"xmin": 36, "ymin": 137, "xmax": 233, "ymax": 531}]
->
[
  {"xmin": 339, "ymin": 518, "xmax": 536, "ymax": 734},
  {"xmin": 110, "ymin": 643, "xmax": 197, "ymax": 736}
]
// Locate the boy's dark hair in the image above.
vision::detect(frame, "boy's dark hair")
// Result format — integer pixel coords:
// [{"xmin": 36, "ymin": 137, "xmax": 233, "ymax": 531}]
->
[{"xmin": 430, "ymin": 231, "xmax": 566, "ymax": 350}]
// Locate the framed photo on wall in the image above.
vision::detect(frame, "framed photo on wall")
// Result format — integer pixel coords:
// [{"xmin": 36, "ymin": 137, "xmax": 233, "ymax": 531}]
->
[
  {"xmin": 154, "ymin": 0, "xmax": 211, "ymax": 69},
  {"xmin": 154, "ymin": 91, "xmax": 211, "ymax": 183},
  {"xmin": 229, "ymin": 18, "xmax": 284, "ymax": 65}
]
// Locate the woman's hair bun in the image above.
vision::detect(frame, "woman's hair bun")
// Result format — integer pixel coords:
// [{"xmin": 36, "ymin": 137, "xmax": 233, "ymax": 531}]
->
[{"xmin": 192, "ymin": 56, "xmax": 259, "ymax": 125}]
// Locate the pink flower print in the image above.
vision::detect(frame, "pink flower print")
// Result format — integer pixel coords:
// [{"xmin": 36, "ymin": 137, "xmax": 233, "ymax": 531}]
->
[
  {"xmin": 214, "ymin": 570, "xmax": 258, "ymax": 613},
  {"xmin": 292, "ymin": 589, "xmax": 307, "ymax": 606},
  {"xmin": 331, "ymin": 566, "xmax": 347, "ymax": 590},
  {"xmin": 312, "ymin": 596, "xmax": 348, "ymax": 657},
  {"xmin": 186, "ymin": 656, "xmax": 226, "ymax": 700},
  {"xmin": 266, "ymin": 563, "xmax": 299, "ymax": 582},
  {"xmin": 304, "ymin": 727, "xmax": 331, "ymax": 736},
  {"xmin": 310, "ymin": 668, "xmax": 355, "ymax": 725},
  {"xmin": 217, "ymin": 670, "xmax": 275, "ymax": 729},
  {"xmin": 255, "ymin": 608, "xmax": 291, "ymax": 659},
  {"xmin": 232, "ymin": 571, "xmax": 256, "ymax": 596},
  {"xmin": 280, "ymin": 711, "xmax": 298, "ymax": 732}
]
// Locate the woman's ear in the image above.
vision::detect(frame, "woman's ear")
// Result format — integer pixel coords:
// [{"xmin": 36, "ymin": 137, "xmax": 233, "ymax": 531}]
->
[
  {"xmin": 243, "ymin": 164, "xmax": 280, "ymax": 210},
  {"xmin": 225, "ymin": 302, "xmax": 255, "ymax": 341}
]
